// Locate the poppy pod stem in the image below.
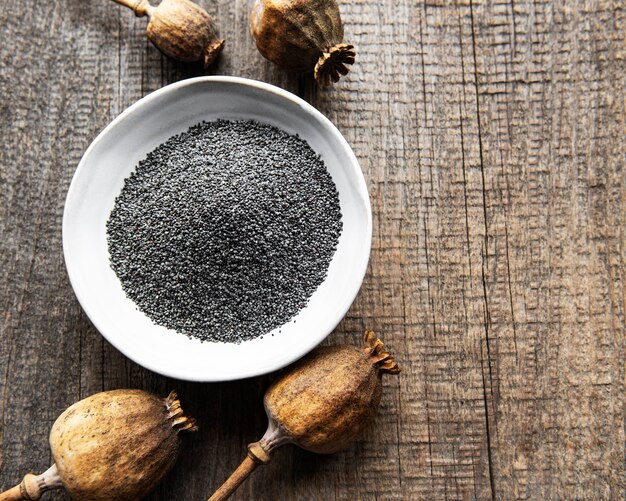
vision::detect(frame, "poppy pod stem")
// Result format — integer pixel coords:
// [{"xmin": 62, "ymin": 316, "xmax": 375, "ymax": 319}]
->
[
  {"xmin": 208, "ymin": 419, "xmax": 290, "ymax": 501},
  {"xmin": 111, "ymin": 0, "xmax": 153, "ymax": 17},
  {"xmin": 0, "ymin": 465, "xmax": 63, "ymax": 501},
  {"xmin": 207, "ymin": 443, "xmax": 268, "ymax": 501}
]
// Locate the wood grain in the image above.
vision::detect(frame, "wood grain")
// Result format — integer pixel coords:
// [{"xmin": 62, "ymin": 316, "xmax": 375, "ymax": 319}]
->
[{"xmin": 0, "ymin": 0, "xmax": 624, "ymax": 499}]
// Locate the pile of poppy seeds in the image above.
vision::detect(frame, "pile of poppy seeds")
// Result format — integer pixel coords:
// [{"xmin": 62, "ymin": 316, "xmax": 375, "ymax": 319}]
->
[{"xmin": 106, "ymin": 120, "xmax": 342, "ymax": 343}]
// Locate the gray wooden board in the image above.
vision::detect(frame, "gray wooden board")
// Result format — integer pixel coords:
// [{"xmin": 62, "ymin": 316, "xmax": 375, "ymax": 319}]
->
[{"xmin": 0, "ymin": 0, "xmax": 624, "ymax": 499}]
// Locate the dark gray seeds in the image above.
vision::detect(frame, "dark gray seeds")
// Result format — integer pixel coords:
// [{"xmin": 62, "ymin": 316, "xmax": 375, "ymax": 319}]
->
[{"xmin": 106, "ymin": 120, "xmax": 342, "ymax": 343}]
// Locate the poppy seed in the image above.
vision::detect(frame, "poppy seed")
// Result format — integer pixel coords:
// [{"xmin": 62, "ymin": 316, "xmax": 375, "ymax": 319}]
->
[{"xmin": 106, "ymin": 120, "xmax": 342, "ymax": 343}]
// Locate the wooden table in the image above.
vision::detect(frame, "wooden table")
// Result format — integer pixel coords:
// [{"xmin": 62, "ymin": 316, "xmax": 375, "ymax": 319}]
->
[{"xmin": 1, "ymin": 0, "xmax": 624, "ymax": 499}]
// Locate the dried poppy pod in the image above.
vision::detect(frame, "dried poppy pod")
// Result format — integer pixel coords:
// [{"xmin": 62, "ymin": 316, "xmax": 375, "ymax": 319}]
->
[
  {"xmin": 250, "ymin": 0, "xmax": 356, "ymax": 85},
  {"xmin": 0, "ymin": 390, "xmax": 197, "ymax": 501},
  {"xmin": 209, "ymin": 331, "xmax": 400, "ymax": 500},
  {"xmin": 113, "ymin": 0, "xmax": 225, "ymax": 67}
]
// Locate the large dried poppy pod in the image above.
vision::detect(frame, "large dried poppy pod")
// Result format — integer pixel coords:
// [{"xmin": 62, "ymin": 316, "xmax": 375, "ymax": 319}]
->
[
  {"xmin": 0, "ymin": 390, "xmax": 197, "ymax": 501},
  {"xmin": 208, "ymin": 331, "xmax": 399, "ymax": 501},
  {"xmin": 250, "ymin": 0, "xmax": 356, "ymax": 86},
  {"xmin": 113, "ymin": 0, "xmax": 225, "ymax": 68}
]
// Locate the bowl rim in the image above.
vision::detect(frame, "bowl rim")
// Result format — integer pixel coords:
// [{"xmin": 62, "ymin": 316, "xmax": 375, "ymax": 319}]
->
[{"xmin": 62, "ymin": 75, "xmax": 372, "ymax": 381}]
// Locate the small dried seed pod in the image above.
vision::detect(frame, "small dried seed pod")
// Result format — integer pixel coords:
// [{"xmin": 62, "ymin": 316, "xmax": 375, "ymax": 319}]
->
[
  {"xmin": 250, "ymin": 0, "xmax": 356, "ymax": 85},
  {"xmin": 0, "ymin": 390, "xmax": 197, "ymax": 501},
  {"xmin": 208, "ymin": 331, "xmax": 399, "ymax": 500},
  {"xmin": 113, "ymin": 0, "xmax": 225, "ymax": 67}
]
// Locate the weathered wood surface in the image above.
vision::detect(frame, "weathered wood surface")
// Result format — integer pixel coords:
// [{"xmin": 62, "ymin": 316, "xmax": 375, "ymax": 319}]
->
[{"xmin": 1, "ymin": 0, "xmax": 624, "ymax": 499}]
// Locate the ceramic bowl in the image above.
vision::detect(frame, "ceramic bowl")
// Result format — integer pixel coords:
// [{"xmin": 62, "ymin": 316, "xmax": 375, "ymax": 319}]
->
[{"xmin": 63, "ymin": 76, "xmax": 371, "ymax": 381}]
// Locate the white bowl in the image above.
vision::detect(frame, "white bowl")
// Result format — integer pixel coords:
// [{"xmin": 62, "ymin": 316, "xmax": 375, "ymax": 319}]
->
[{"xmin": 63, "ymin": 76, "xmax": 371, "ymax": 382}]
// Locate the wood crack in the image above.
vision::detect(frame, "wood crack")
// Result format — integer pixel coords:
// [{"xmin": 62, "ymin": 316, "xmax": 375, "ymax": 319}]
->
[{"xmin": 469, "ymin": 0, "xmax": 496, "ymax": 498}]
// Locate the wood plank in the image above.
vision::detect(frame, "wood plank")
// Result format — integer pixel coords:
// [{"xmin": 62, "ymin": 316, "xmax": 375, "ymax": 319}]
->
[
  {"xmin": 469, "ymin": 0, "xmax": 625, "ymax": 498},
  {"xmin": 0, "ymin": 0, "xmax": 122, "ymax": 491},
  {"xmin": 0, "ymin": 0, "xmax": 623, "ymax": 499}
]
